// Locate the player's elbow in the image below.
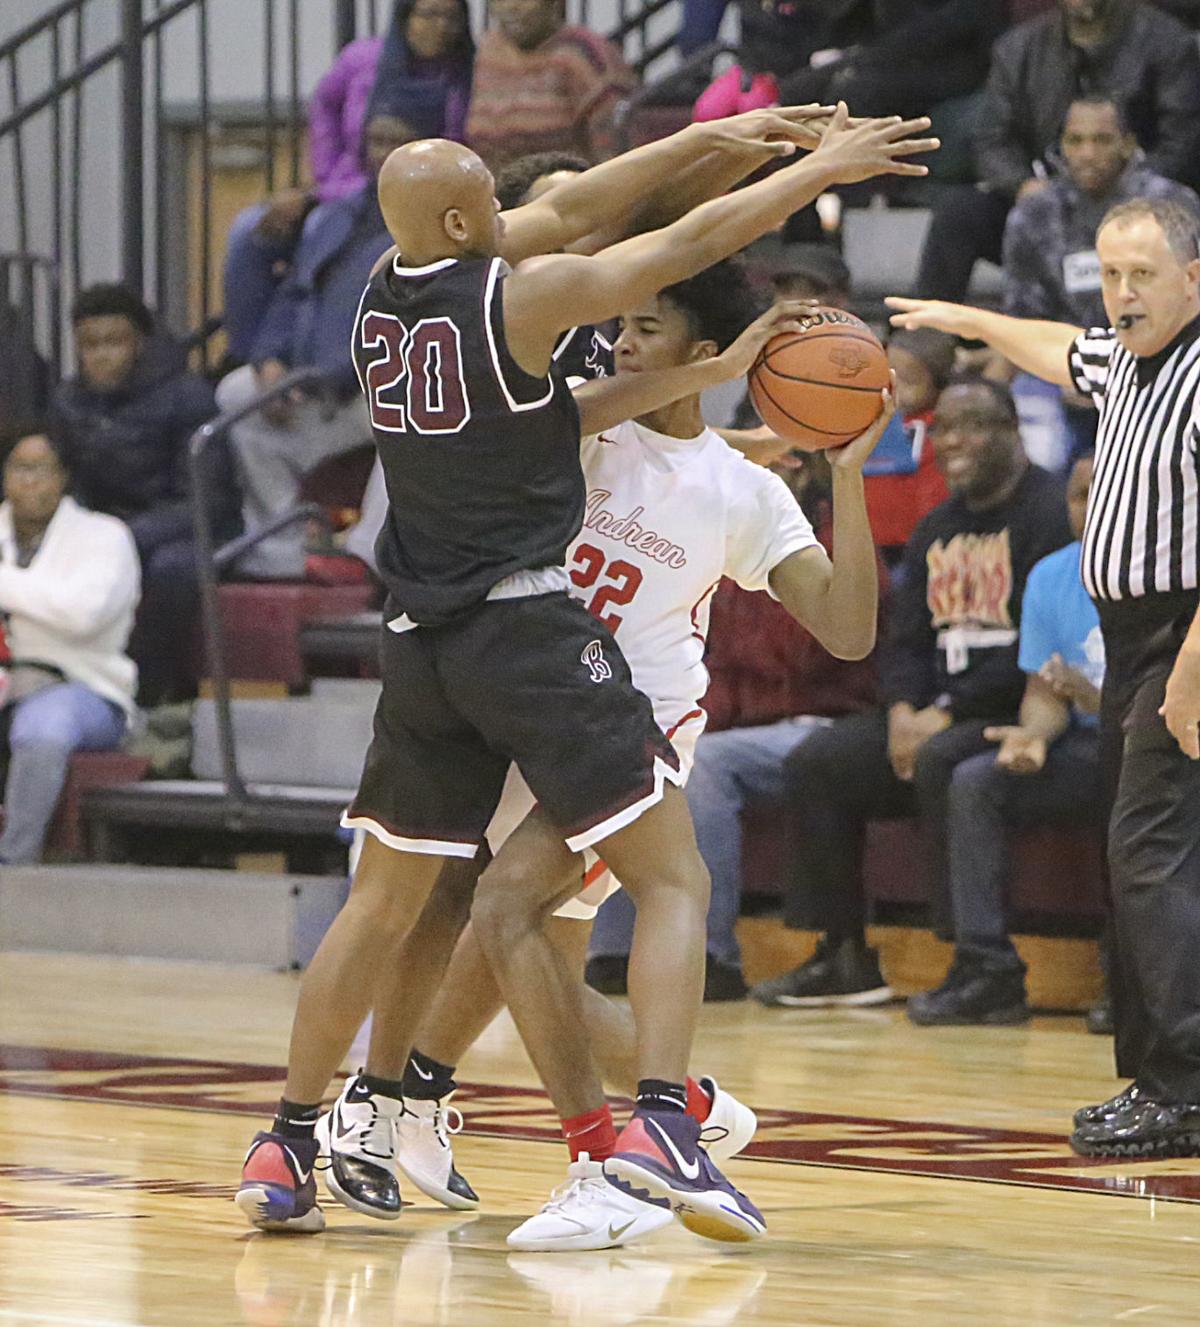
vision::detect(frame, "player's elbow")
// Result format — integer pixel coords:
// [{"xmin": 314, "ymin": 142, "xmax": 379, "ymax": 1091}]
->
[{"xmin": 820, "ymin": 620, "xmax": 877, "ymax": 662}]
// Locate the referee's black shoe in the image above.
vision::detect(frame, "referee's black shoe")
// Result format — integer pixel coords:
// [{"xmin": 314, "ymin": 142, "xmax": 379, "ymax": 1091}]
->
[
  {"xmin": 1069, "ymin": 1095, "xmax": 1200, "ymax": 1157},
  {"xmin": 1072, "ymin": 1081, "xmax": 1144, "ymax": 1129}
]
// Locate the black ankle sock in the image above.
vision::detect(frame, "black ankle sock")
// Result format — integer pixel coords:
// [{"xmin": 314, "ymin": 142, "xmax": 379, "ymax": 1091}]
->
[
  {"xmin": 402, "ymin": 1049, "xmax": 457, "ymax": 1101},
  {"xmin": 354, "ymin": 1071, "xmax": 406, "ymax": 1102},
  {"xmin": 273, "ymin": 1098, "xmax": 321, "ymax": 1138},
  {"xmin": 636, "ymin": 1079, "xmax": 688, "ymax": 1113}
]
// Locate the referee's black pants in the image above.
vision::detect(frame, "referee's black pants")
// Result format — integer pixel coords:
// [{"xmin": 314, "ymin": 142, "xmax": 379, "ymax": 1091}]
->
[{"xmin": 1100, "ymin": 591, "xmax": 1200, "ymax": 1103}]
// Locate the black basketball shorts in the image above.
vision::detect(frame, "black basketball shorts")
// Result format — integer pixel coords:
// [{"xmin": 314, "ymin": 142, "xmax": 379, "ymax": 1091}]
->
[{"xmin": 342, "ymin": 592, "xmax": 681, "ymax": 857}]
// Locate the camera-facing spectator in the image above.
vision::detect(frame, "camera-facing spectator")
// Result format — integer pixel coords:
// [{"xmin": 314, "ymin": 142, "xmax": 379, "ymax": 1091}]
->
[
  {"xmin": 466, "ymin": 0, "xmax": 636, "ymax": 169},
  {"xmin": 218, "ymin": 115, "xmax": 418, "ymax": 580},
  {"xmin": 908, "ymin": 453, "xmax": 1106, "ymax": 1025},
  {"xmin": 51, "ymin": 284, "xmax": 234, "ymax": 706},
  {"xmin": 0, "ymin": 430, "xmax": 139, "ymax": 864},
  {"xmin": 1003, "ymin": 96, "xmax": 1200, "ymax": 328},
  {"xmin": 916, "ymin": 0, "xmax": 1200, "ymax": 304},
  {"xmin": 753, "ymin": 378, "xmax": 1072, "ymax": 1008}
]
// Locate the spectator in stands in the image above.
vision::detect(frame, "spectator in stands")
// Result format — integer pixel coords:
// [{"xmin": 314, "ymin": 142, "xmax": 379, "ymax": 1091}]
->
[
  {"xmin": 217, "ymin": 115, "xmax": 416, "ymax": 580},
  {"xmin": 465, "ymin": 0, "xmax": 636, "ymax": 168},
  {"xmin": 753, "ymin": 378, "xmax": 1072, "ymax": 1008},
  {"xmin": 0, "ymin": 309, "xmax": 48, "ymax": 430},
  {"xmin": 0, "ymin": 430, "xmax": 139, "ymax": 864},
  {"xmin": 915, "ymin": 0, "xmax": 1200, "ymax": 303},
  {"xmin": 369, "ymin": 0, "xmax": 474, "ymax": 140},
  {"xmin": 1003, "ymin": 97, "xmax": 1200, "ymax": 329},
  {"xmin": 51, "ymin": 284, "xmax": 233, "ymax": 706},
  {"xmin": 223, "ymin": 5, "xmax": 473, "ymax": 361},
  {"xmin": 776, "ymin": 1, "xmax": 1006, "ymax": 121},
  {"xmin": 907, "ymin": 453, "xmax": 1105, "ymax": 1024},
  {"xmin": 864, "ymin": 328, "xmax": 954, "ymax": 559},
  {"xmin": 587, "ymin": 457, "xmax": 884, "ymax": 1000}
]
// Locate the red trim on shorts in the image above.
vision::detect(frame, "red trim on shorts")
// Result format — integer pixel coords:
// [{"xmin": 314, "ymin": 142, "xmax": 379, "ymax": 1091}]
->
[
  {"xmin": 688, "ymin": 580, "xmax": 721, "ymax": 645},
  {"xmin": 664, "ymin": 709, "xmax": 704, "ymax": 741}
]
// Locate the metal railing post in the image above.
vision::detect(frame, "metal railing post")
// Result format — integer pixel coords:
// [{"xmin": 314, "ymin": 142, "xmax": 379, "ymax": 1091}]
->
[
  {"xmin": 120, "ymin": 0, "xmax": 145, "ymax": 294},
  {"xmin": 334, "ymin": 0, "xmax": 357, "ymax": 48}
]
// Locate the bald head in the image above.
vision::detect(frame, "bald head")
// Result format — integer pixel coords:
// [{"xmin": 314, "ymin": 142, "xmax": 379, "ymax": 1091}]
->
[{"xmin": 378, "ymin": 139, "xmax": 503, "ymax": 264}]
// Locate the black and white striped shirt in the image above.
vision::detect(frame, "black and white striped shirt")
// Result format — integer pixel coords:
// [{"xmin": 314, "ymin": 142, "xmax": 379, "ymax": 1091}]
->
[{"xmin": 1068, "ymin": 319, "xmax": 1200, "ymax": 601}]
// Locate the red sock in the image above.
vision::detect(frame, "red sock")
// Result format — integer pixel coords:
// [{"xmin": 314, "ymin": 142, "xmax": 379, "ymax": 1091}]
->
[
  {"xmin": 686, "ymin": 1077, "xmax": 713, "ymax": 1125},
  {"xmin": 562, "ymin": 1103, "xmax": 617, "ymax": 1163}
]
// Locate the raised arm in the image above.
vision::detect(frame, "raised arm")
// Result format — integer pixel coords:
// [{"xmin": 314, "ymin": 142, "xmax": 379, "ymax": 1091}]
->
[
  {"xmin": 498, "ymin": 107, "xmax": 837, "ymax": 266},
  {"xmin": 572, "ymin": 302, "xmax": 809, "ymax": 435},
  {"xmin": 886, "ymin": 298, "xmax": 1082, "ymax": 389},
  {"xmin": 505, "ymin": 108, "xmax": 938, "ymax": 372}
]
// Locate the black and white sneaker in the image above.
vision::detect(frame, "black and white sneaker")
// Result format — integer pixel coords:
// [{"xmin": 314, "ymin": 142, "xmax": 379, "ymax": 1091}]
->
[
  {"xmin": 395, "ymin": 1095, "xmax": 480, "ymax": 1211},
  {"xmin": 321, "ymin": 1073, "xmax": 404, "ymax": 1219},
  {"xmin": 751, "ymin": 937, "xmax": 893, "ymax": 1008}
]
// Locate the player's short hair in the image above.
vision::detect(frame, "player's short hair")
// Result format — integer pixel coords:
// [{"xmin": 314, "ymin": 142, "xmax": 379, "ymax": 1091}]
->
[
  {"xmin": 938, "ymin": 373, "xmax": 1020, "ymax": 426},
  {"xmin": 770, "ymin": 244, "xmax": 851, "ymax": 303},
  {"xmin": 1098, "ymin": 197, "xmax": 1200, "ymax": 264},
  {"xmin": 659, "ymin": 258, "xmax": 759, "ymax": 354},
  {"xmin": 71, "ymin": 283, "xmax": 155, "ymax": 335},
  {"xmin": 1064, "ymin": 95, "xmax": 1132, "ymax": 138},
  {"xmin": 495, "ymin": 152, "xmax": 589, "ymax": 210}
]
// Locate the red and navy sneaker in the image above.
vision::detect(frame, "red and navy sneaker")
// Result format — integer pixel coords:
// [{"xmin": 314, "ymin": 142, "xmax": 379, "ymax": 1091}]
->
[
  {"xmin": 236, "ymin": 1132, "xmax": 325, "ymax": 1233},
  {"xmin": 603, "ymin": 1108, "xmax": 766, "ymax": 1243}
]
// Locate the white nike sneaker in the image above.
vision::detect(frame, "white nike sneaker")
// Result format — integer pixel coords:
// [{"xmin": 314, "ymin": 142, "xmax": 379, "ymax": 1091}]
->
[
  {"xmin": 395, "ymin": 1095, "xmax": 480, "ymax": 1211},
  {"xmin": 323, "ymin": 1074, "xmax": 404, "ymax": 1219},
  {"xmin": 697, "ymin": 1076, "xmax": 757, "ymax": 1163},
  {"xmin": 506, "ymin": 1153, "xmax": 674, "ymax": 1252}
]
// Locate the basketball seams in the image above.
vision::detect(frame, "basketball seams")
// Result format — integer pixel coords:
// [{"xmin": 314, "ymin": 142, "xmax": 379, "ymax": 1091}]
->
[
  {"xmin": 749, "ymin": 375, "xmax": 858, "ymax": 442},
  {"xmin": 757, "ymin": 370, "xmax": 889, "ymax": 394}
]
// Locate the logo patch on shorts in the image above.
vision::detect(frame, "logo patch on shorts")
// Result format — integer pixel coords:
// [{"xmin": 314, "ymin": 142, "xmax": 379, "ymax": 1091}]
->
[{"xmin": 581, "ymin": 639, "xmax": 612, "ymax": 684}]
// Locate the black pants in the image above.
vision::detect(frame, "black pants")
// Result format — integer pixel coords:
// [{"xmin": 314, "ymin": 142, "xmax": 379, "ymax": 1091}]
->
[
  {"xmin": 1100, "ymin": 591, "xmax": 1200, "ymax": 1102},
  {"xmin": 781, "ymin": 709, "xmax": 998, "ymax": 939},
  {"xmin": 915, "ymin": 186, "xmax": 1011, "ymax": 303}
]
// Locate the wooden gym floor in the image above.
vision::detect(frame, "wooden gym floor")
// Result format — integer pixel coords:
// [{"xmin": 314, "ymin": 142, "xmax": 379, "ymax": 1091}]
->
[{"xmin": 0, "ymin": 949, "xmax": 1197, "ymax": 1327}]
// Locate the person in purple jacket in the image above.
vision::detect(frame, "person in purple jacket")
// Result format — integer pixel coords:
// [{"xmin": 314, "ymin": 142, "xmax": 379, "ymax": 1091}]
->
[{"xmin": 314, "ymin": 0, "xmax": 474, "ymax": 202}]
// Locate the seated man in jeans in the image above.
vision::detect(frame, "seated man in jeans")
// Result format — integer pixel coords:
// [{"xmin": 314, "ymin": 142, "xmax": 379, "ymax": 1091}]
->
[
  {"xmin": 0, "ymin": 430, "xmax": 140, "ymax": 863},
  {"xmin": 755, "ymin": 377, "xmax": 1072, "ymax": 1007},
  {"xmin": 909, "ymin": 453, "xmax": 1106, "ymax": 1023},
  {"xmin": 586, "ymin": 457, "xmax": 883, "ymax": 1000}
]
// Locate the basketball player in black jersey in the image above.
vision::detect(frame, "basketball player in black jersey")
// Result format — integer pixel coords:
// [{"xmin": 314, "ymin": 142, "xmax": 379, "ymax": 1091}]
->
[{"xmin": 237, "ymin": 104, "xmax": 936, "ymax": 1243}]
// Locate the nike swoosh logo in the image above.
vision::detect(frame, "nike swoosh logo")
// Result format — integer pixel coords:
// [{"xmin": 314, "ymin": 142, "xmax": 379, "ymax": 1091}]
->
[
  {"xmin": 283, "ymin": 1144, "xmax": 313, "ymax": 1187},
  {"xmin": 608, "ymin": 1218, "xmax": 637, "ymax": 1241},
  {"xmin": 647, "ymin": 1118, "xmax": 700, "ymax": 1180},
  {"xmin": 412, "ymin": 1062, "xmax": 434, "ymax": 1080},
  {"xmin": 332, "ymin": 1105, "xmax": 356, "ymax": 1144}
]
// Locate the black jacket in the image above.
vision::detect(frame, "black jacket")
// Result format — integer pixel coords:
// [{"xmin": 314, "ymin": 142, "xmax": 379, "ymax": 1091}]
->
[
  {"xmin": 51, "ymin": 338, "xmax": 238, "ymax": 556},
  {"xmin": 878, "ymin": 465, "xmax": 1072, "ymax": 723},
  {"xmin": 977, "ymin": 0, "xmax": 1200, "ymax": 196}
]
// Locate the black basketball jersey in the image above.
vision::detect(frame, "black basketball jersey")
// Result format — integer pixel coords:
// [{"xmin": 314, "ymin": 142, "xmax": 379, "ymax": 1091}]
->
[
  {"xmin": 352, "ymin": 253, "xmax": 584, "ymax": 626},
  {"xmin": 552, "ymin": 321, "xmax": 616, "ymax": 381}
]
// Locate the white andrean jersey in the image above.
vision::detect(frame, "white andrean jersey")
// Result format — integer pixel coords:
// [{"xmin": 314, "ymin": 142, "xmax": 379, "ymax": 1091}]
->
[{"xmin": 572, "ymin": 419, "xmax": 820, "ymax": 739}]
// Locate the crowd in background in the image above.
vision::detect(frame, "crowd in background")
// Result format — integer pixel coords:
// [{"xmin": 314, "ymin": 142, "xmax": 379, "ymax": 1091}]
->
[{"xmin": 2, "ymin": 0, "xmax": 1199, "ymax": 1027}]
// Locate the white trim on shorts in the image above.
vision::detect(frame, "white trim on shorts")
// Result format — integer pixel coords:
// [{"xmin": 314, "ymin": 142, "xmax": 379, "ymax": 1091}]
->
[
  {"xmin": 341, "ymin": 812, "xmax": 478, "ymax": 859},
  {"xmin": 563, "ymin": 753, "xmax": 685, "ymax": 854}
]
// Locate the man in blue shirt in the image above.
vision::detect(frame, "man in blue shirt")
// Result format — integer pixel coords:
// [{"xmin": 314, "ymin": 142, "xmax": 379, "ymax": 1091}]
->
[
  {"xmin": 216, "ymin": 115, "xmax": 415, "ymax": 579},
  {"xmin": 909, "ymin": 453, "xmax": 1105, "ymax": 1025}
]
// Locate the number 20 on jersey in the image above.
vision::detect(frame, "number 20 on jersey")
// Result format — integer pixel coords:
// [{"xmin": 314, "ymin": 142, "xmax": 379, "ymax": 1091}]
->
[{"xmin": 360, "ymin": 310, "xmax": 471, "ymax": 434}]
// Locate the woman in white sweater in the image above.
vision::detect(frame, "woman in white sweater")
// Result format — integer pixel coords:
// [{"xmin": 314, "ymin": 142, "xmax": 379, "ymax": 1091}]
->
[{"xmin": 0, "ymin": 431, "xmax": 140, "ymax": 863}]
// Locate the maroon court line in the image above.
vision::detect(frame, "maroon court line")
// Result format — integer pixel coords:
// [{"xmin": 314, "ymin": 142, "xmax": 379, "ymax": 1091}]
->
[{"xmin": 2, "ymin": 1043, "xmax": 1198, "ymax": 1205}]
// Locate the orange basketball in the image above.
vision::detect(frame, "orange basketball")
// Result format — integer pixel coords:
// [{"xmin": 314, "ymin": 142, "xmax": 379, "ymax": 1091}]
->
[{"xmin": 748, "ymin": 307, "xmax": 890, "ymax": 451}]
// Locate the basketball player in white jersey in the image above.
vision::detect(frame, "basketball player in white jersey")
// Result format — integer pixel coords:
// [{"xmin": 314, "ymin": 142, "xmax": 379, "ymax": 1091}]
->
[{"xmin": 323, "ymin": 258, "xmax": 893, "ymax": 1250}]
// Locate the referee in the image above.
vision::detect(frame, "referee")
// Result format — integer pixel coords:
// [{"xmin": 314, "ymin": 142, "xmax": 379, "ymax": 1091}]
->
[{"xmin": 888, "ymin": 196, "xmax": 1200, "ymax": 1157}]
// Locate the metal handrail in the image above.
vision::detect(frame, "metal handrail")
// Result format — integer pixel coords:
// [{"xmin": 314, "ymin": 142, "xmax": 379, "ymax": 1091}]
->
[{"xmin": 186, "ymin": 365, "xmax": 324, "ymax": 805}]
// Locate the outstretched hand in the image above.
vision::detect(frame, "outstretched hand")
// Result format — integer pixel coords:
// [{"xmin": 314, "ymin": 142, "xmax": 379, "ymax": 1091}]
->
[
  {"xmin": 700, "ymin": 104, "xmax": 841, "ymax": 158},
  {"xmin": 809, "ymin": 102, "xmax": 939, "ymax": 185},
  {"xmin": 826, "ymin": 375, "xmax": 897, "ymax": 472},
  {"xmin": 885, "ymin": 295, "xmax": 982, "ymax": 340}
]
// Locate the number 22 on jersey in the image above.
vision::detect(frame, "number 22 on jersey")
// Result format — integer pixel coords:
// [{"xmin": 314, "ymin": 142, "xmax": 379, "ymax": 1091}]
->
[
  {"xmin": 360, "ymin": 310, "xmax": 471, "ymax": 434},
  {"xmin": 571, "ymin": 543, "xmax": 643, "ymax": 631}
]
